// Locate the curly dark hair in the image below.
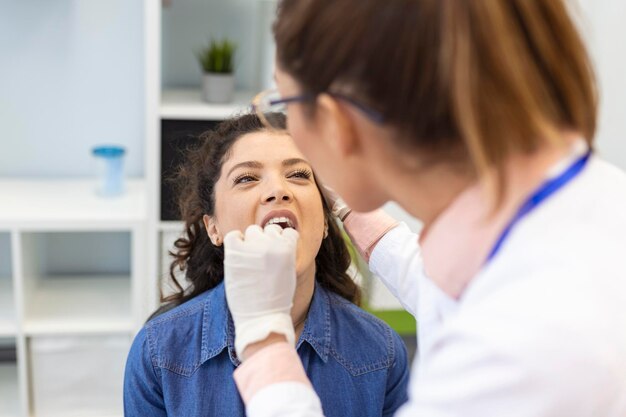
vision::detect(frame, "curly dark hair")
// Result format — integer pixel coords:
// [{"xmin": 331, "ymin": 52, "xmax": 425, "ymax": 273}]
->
[{"xmin": 150, "ymin": 113, "xmax": 361, "ymax": 319}]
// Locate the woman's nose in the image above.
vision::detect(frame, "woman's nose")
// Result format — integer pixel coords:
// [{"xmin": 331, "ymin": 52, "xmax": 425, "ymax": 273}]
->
[{"xmin": 263, "ymin": 181, "xmax": 293, "ymax": 204}]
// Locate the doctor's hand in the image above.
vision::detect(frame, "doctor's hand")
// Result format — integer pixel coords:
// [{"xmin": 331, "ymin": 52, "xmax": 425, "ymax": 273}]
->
[
  {"xmin": 223, "ymin": 224, "xmax": 299, "ymax": 361},
  {"xmin": 322, "ymin": 185, "xmax": 352, "ymax": 221},
  {"xmin": 322, "ymin": 185, "xmax": 399, "ymax": 261}
]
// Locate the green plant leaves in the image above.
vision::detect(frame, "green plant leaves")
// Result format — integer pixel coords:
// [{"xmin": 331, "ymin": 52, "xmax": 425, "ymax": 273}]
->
[{"xmin": 196, "ymin": 39, "xmax": 236, "ymax": 74}]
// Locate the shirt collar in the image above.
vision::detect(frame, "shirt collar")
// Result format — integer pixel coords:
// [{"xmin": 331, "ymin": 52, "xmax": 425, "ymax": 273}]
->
[
  {"xmin": 200, "ymin": 281, "xmax": 332, "ymax": 367},
  {"xmin": 297, "ymin": 282, "xmax": 331, "ymax": 363},
  {"xmin": 200, "ymin": 282, "xmax": 240, "ymax": 367}
]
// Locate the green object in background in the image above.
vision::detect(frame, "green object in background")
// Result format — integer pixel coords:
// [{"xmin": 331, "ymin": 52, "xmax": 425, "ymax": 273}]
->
[
  {"xmin": 340, "ymin": 227, "xmax": 418, "ymax": 336},
  {"xmin": 365, "ymin": 306, "xmax": 417, "ymax": 336},
  {"xmin": 196, "ymin": 38, "xmax": 236, "ymax": 74}
]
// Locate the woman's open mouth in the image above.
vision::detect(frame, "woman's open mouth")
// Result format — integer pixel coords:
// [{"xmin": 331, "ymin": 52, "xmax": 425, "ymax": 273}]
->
[
  {"xmin": 265, "ymin": 217, "xmax": 295, "ymax": 229},
  {"xmin": 260, "ymin": 210, "xmax": 299, "ymax": 230}
]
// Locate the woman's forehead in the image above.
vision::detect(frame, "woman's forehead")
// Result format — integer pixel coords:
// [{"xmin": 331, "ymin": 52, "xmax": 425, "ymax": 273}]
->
[{"xmin": 226, "ymin": 131, "xmax": 309, "ymax": 167}]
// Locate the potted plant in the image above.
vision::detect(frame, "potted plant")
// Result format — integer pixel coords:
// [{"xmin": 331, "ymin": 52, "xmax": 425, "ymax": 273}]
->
[{"xmin": 196, "ymin": 39, "xmax": 236, "ymax": 103}]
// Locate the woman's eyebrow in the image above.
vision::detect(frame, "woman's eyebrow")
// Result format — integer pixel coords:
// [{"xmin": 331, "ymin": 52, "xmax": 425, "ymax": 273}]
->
[
  {"xmin": 227, "ymin": 161, "xmax": 263, "ymax": 177},
  {"xmin": 282, "ymin": 158, "xmax": 310, "ymax": 168}
]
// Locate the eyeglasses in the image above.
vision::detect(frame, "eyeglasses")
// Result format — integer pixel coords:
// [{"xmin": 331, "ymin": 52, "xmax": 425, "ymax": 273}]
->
[{"xmin": 251, "ymin": 89, "xmax": 384, "ymax": 131}]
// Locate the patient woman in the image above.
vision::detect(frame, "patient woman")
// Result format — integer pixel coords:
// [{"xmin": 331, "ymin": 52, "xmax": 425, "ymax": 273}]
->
[{"xmin": 124, "ymin": 113, "xmax": 408, "ymax": 417}]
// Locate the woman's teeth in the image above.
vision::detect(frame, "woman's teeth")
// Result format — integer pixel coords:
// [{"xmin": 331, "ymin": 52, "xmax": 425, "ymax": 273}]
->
[{"xmin": 265, "ymin": 217, "xmax": 295, "ymax": 229}]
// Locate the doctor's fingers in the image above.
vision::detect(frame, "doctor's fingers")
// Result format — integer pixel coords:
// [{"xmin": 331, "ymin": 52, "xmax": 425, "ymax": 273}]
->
[
  {"xmin": 263, "ymin": 225, "xmax": 299, "ymax": 253},
  {"xmin": 264, "ymin": 222, "xmax": 298, "ymax": 240},
  {"xmin": 244, "ymin": 224, "xmax": 265, "ymax": 242},
  {"xmin": 223, "ymin": 229, "xmax": 245, "ymax": 248},
  {"xmin": 278, "ymin": 227, "xmax": 299, "ymax": 249}
]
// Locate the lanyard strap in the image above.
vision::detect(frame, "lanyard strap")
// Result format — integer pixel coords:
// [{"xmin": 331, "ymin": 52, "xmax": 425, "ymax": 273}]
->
[{"xmin": 486, "ymin": 150, "xmax": 592, "ymax": 262}]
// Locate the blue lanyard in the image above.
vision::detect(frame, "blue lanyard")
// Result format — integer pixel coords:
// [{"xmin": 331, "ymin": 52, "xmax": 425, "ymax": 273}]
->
[{"xmin": 486, "ymin": 150, "xmax": 592, "ymax": 262}]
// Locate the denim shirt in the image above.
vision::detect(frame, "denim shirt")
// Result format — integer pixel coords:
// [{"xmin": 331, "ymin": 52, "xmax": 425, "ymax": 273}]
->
[{"xmin": 124, "ymin": 282, "xmax": 409, "ymax": 417}]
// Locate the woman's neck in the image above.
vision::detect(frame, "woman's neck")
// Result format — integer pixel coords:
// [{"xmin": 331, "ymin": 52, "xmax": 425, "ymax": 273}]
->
[
  {"xmin": 387, "ymin": 161, "xmax": 475, "ymax": 235},
  {"xmin": 417, "ymin": 133, "xmax": 584, "ymax": 298},
  {"xmin": 292, "ymin": 263, "xmax": 316, "ymax": 340},
  {"xmin": 385, "ymin": 133, "xmax": 583, "ymax": 233}
]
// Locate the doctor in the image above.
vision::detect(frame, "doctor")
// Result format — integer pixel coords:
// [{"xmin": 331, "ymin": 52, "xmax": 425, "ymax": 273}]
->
[{"xmin": 223, "ymin": 0, "xmax": 626, "ymax": 416}]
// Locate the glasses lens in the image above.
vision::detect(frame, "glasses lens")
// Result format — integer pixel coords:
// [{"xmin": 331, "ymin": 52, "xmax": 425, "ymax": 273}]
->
[{"xmin": 254, "ymin": 90, "xmax": 287, "ymax": 130}]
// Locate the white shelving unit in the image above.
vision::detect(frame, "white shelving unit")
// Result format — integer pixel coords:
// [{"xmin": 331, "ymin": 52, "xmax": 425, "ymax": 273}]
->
[
  {"xmin": 0, "ymin": 280, "xmax": 15, "ymax": 337},
  {"xmin": 0, "ymin": 233, "xmax": 15, "ymax": 338},
  {"xmin": 19, "ymin": 231, "xmax": 134, "ymax": 336},
  {"xmin": 0, "ymin": 179, "xmax": 147, "ymax": 417},
  {"xmin": 160, "ymin": 88, "xmax": 256, "ymax": 121},
  {"xmin": 1, "ymin": 1, "xmax": 274, "ymax": 416},
  {"xmin": 27, "ymin": 334, "xmax": 131, "ymax": 417},
  {"xmin": 158, "ymin": 220, "xmax": 185, "ymax": 233},
  {"xmin": 150, "ymin": 86, "xmax": 255, "ymax": 309},
  {"xmin": 0, "ymin": 359, "xmax": 19, "ymax": 417},
  {"xmin": 0, "ymin": 180, "xmax": 146, "ymax": 230},
  {"xmin": 147, "ymin": 0, "xmax": 264, "ymax": 312},
  {"xmin": 0, "ymin": 232, "xmax": 18, "ymax": 417}
]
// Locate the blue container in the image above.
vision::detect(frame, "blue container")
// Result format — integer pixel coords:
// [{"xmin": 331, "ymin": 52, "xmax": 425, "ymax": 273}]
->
[{"xmin": 92, "ymin": 145, "xmax": 126, "ymax": 197}]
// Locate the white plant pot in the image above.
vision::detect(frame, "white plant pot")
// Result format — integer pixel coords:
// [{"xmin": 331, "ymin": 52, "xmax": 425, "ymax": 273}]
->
[{"xmin": 202, "ymin": 73, "xmax": 235, "ymax": 103}]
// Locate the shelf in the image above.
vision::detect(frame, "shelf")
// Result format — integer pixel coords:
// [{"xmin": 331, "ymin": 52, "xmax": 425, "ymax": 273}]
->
[
  {"xmin": 29, "ymin": 334, "xmax": 128, "ymax": 417},
  {"xmin": 0, "ymin": 179, "xmax": 146, "ymax": 229},
  {"xmin": 0, "ymin": 233, "xmax": 15, "ymax": 337},
  {"xmin": 0, "ymin": 278, "xmax": 16, "ymax": 337},
  {"xmin": 24, "ymin": 276, "xmax": 132, "ymax": 336},
  {"xmin": 0, "ymin": 363, "xmax": 19, "ymax": 417},
  {"xmin": 160, "ymin": 88, "xmax": 256, "ymax": 120},
  {"xmin": 159, "ymin": 230, "xmax": 187, "ymax": 296},
  {"xmin": 158, "ymin": 221, "xmax": 184, "ymax": 232}
]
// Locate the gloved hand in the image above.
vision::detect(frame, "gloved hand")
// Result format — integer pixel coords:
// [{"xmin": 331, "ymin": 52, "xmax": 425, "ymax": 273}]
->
[
  {"xmin": 223, "ymin": 224, "xmax": 299, "ymax": 361},
  {"xmin": 322, "ymin": 185, "xmax": 399, "ymax": 261},
  {"xmin": 322, "ymin": 185, "xmax": 352, "ymax": 221}
]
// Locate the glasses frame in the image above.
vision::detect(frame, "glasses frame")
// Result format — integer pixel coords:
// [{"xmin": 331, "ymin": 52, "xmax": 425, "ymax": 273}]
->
[{"xmin": 252, "ymin": 89, "xmax": 384, "ymax": 129}]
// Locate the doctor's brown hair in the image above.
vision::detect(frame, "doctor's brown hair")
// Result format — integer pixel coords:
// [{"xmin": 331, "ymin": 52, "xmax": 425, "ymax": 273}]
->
[
  {"xmin": 150, "ymin": 113, "xmax": 360, "ymax": 320},
  {"xmin": 273, "ymin": 0, "xmax": 597, "ymax": 198}
]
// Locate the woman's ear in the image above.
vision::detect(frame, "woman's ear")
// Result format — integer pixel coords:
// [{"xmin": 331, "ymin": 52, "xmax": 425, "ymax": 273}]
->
[
  {"xmin": 316, "ymin": 93, "xmax": 360, "ymax": 158},
  {"xmin": 203, "ymin": 214, "xmax": 222, "ymax": 246}
]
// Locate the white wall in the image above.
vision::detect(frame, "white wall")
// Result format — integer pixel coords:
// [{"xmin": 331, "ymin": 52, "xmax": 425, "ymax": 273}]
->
[
  {"xmin": 0, "ymin": 1, "xmax": 622, "ymax": 177},
  {"xmin": 0, "ymin": 0, "xmax": 144, "ymax": 177},
  {"xmin": 575, "ymin": 0, "xmax": 626, "ymax": 170}
]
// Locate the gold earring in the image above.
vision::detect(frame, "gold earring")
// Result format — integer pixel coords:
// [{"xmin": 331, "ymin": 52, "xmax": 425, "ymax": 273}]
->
[{"xmin": 213, "ymin": 236, "xmax": 222, "ymax": 246}]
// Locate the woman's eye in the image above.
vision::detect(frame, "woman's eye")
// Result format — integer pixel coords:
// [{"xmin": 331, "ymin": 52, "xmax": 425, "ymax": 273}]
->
[
  {"xmin": 233, "ymin": 174, "xmax": 258, "ymax": 185},
  {"xmin": 288, "ymin": 169, "xmax": 312, "ymax": 180}
]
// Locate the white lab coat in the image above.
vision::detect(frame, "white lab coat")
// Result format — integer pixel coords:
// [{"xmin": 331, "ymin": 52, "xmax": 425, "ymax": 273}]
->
[{"xmin": 247, "ymin": 155, "xmax": 626, "ymax": 417}]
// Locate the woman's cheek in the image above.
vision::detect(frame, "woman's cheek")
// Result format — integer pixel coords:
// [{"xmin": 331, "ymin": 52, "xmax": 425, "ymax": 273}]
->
[{"xmin": 296, "ymin": 234, "xmax": 318, "ymax": 269}]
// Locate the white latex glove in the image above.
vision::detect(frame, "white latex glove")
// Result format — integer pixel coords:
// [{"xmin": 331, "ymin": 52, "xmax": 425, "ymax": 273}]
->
[
  {"xmin": 223, "ymin": 224, "xmax": 299, "ymax": 360},
  {"xmin": 321, "ymin": 185, "xmax": 352, "ymax": 221}
]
